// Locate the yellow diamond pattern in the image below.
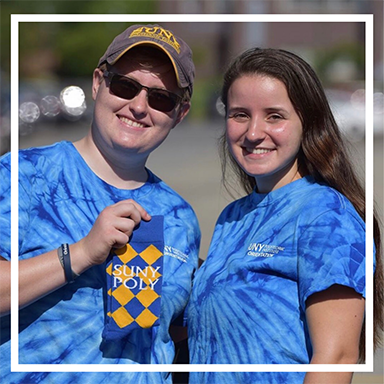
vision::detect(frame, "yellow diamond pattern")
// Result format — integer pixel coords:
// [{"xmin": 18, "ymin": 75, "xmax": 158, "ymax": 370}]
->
[
  {"xmin": 116, "ymin": 244, "xmax": 138, "ymax": 264},
  {"xmin": 111, "ymin": 307, "xmax": 134, "ymax": 328},
  {"xmin": 107, "ymin": 243, "xmax": 163, "ymax": 330},
  {"xmin": 135, "ymin": 308, "xmax": 159, "ymax": 328},
  {"xmin": 140, "ymin": 244, "xmax": 163, "ymax": 264},
  {"xmin": 136, "ymin": 288, "xmax": 159, "ymax": 307},
  {"xmin": 112, "ymin": 283, "xmax": 135, "ymax": 306}
]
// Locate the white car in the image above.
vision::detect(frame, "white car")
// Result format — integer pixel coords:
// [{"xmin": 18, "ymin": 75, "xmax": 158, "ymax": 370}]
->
[{"xmin": 326, "ymin": 89, "xmax": 383, "ymax": 142}]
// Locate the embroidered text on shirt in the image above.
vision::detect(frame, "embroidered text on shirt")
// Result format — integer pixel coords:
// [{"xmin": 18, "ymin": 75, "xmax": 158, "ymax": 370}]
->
[{"xmin": 247, "ymin": 243, "xmax": 285, "ymax": 258}]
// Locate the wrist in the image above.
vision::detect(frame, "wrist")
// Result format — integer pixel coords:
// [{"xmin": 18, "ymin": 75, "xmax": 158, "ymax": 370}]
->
[
  {"xmin": 69, "ymin": 240, "xmax": 96, "ymax": 274},
  {"xmin": 57, "ymin": 244, "xmax": 79, "ymax": 283}
]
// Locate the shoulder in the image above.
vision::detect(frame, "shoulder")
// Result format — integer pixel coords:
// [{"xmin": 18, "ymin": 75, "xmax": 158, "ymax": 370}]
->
[
  {"xmin": 1, "ymin": 141, "xmax": 72, "ymax": 183},
  {"xmin": 299, "ymin": 178, "xmax": 348, "ymax": 206},
  {"xmin": 147, "ymin": 169, "xmax": 194, "ymax": 209},
  {"xmin": 216, "ymin": 194, "xmax": 251, "ymax": 225},
  {"xmin": 296, "ymin": 179, "xmax": 363, "ymax": 227},
  {"xmin": 147, "ymin": 169, "xmax": 200, "ymax": 224},
  {"xmin": 1, "ymin": 141, "xmax": 73, "ymax": 177},
  {"xmin": 296, "ymin": 181, "xmax": 365, "ymax": 256},
  {"xmin": 6, "ymin": 142, "xmax": 80, "ymax": 196},
  {"xmin": 18, "ymin": 141, "xmax": 72, "ymax": 165}
]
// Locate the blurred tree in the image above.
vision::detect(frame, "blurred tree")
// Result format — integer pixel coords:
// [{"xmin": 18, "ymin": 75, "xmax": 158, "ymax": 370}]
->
[
  {"xmin": 313, "ymin": 41, "xmax": 365, "ymax": 86},
  {"xmin": 0, "ymin": 1, "xmax": 158, "ymax": 77},
  {"xmin": 18, "ymin": 22, "xmax": 143, "ymax": 79}
]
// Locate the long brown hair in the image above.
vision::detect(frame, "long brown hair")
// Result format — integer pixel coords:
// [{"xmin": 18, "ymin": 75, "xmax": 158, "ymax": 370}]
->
[{"xmin": 219, "ymin": 47, "xmax": 383, "ymax": 362}]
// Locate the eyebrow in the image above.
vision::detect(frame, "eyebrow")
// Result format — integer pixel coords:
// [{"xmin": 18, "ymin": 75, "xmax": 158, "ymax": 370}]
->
[{"xmin": 264, "ymin": 106, "xmax": 291, "ymax": 115}]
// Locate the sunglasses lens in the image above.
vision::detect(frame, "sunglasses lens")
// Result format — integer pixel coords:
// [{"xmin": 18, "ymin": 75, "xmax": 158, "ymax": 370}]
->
[
  {"xmin": 108, "ymin": 73, "xmax": 180, "ymax": 113},
  {"xmin": 148, "ymin": 90, "xmax": 177, "ymax": 113},
  {"xmin": 110, "ymin": 76, "xmax": 140, "ymax": 100}
]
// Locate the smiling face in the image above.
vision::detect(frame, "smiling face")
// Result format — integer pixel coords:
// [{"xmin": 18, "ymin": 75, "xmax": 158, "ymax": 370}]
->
[
  {"xmin": 91, "ymin": 48, "xmax": 190, "ymax": 165},
  {"xmin": 226, "ymin": 74, "xmax": 303, "ymax": 193}
]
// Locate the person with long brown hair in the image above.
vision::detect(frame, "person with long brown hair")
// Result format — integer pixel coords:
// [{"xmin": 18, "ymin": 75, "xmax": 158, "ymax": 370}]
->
[{"xmin": 187, "ymin": 47, "xmax": 383, "ymax": 384}]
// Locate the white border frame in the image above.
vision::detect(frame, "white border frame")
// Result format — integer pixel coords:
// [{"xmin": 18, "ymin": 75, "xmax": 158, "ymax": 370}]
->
[{"xmin": 10, "ymin": 13, "xmax": 374, "ymax": 374}]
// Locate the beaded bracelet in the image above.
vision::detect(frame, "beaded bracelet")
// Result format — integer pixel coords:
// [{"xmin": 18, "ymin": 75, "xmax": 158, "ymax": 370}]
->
[{"xmin": 57, "ymin": 243, "xmax": 80, "ymax": 283}]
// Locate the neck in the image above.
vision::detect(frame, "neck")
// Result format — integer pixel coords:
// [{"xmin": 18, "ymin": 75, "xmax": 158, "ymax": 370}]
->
[
  {"xmin": 73, "ymin": 134, "xmax": 149, "ymax": 190},
  {"xmin": 255, "ymin": 161, "xmax": 304, "ymax": 194}
]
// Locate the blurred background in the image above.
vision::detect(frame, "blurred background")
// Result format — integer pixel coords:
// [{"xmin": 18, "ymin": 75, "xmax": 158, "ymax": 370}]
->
[{"xmin": 0, "ymin": 1, "xmax": 383, "ymax": 383}]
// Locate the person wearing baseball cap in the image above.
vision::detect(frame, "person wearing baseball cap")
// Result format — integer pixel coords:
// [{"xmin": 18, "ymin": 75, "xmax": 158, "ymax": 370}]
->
[{"xmin": 0, "ymin": 24, "xmax": 200, "ymax": 384}]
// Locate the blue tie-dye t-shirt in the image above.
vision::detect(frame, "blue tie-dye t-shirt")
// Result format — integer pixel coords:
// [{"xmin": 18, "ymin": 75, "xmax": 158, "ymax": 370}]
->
[
  {"xmin": 187, "ymin": 176, "xmax": 366, "ymax": 384},
  {"xmin": 0, "ymin": 141, "xmax": 200, "ymax": 384}
]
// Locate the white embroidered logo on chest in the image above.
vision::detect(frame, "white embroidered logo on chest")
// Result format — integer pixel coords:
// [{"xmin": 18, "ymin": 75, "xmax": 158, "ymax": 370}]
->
[
  {"xmin": 247, "ymin": 243, "xmax": 285, "ymax": 258},
  {"xmin": 164, "ymin": 245, "xmax": 189, "ymax": 263}
]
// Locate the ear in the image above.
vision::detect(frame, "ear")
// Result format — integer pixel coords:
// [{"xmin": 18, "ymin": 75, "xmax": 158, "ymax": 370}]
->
[
  {"xmin": 92, "ymin": 68, "xmax": 104, "ymax": 101},
  {"xmin": 173, "ymin": 102, "xmax": 191, "ymax": 127}
]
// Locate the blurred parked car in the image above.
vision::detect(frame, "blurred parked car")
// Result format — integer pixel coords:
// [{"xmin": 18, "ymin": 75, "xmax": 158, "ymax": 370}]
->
[
  {"xmin": 18, "ymin": 78, "xmax": 92, "ymax": 136},
  {"xmin": 326, "ymin": 88, "xmax": 383, "ymax": 142}
]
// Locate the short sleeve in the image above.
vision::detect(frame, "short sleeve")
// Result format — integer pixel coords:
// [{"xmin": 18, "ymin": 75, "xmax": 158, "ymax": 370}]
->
[{"xmin": 297, "ymin": 207, "xmax": 366, "ymax": 311}]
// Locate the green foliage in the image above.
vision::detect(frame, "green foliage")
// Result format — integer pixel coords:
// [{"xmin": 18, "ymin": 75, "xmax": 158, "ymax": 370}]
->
[
  {"xmin": 189, "ymin": 76, "xmax": 222, "ymax": 121},
  {"xmin": 313, "ymin": 41, "xmax": 365, "ymax": 85},
  {"xmin": 44, "ymin": 22, "xmax": 140, "ymax": 77},
  {"xmin": 1, "ymin": 1, "xmax": 158, "ymax": 76}
]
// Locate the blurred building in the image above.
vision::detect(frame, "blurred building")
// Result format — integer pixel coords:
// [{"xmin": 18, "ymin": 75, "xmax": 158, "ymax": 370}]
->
[{"xmin": 159, "ymin": 0, "xmax": 383, "ymax": 87}]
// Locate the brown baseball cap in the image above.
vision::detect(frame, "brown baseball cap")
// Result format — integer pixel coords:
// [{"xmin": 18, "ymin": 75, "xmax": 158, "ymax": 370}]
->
[{"xmin": 98, "ymin": 24, "xmax": 195, "ymax": 96}]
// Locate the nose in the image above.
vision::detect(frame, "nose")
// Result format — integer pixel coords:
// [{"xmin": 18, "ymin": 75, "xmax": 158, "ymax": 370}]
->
[
  {"xmin": 245, "ymin": 117, "xmax": 266, "ymax": 142},
  {"xmin": 128, "ymin": 89, "xmax": 148, "ymax": 115}
]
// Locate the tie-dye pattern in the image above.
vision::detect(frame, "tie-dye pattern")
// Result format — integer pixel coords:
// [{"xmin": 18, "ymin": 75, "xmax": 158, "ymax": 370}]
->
[
  {"xmin": 0, "ymin": 141, "xmax": 200, "ymax": 384},
  {"xmin": 187, "ymin": 176, "xmax": 366, "ymax": 384}
]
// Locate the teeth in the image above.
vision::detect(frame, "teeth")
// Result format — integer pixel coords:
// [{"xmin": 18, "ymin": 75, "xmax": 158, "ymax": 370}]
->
[
  {"xmin": 247, "ymin": 148, "xmax": 273, "ymax": 154},
  {"xmin": 119, "ymin": 116, "xmax": 145, "ymax": 128}
]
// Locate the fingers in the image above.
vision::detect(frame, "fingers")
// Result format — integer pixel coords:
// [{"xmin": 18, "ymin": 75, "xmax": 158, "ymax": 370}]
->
[
  {"xmin": 125, "ymin": 199, "xmax": 151, "ymax": 222},
  {"xmin": 110, "ymin": 200, "xmax": 151, "ymax": 247},
  {"xmin": 112, "ymin": 199, "xmax": 151, "ymax": 227},
  {"xmin": 111, "ymin": 216, "xmax": 136, "ymax": 249},
  {"xmin": 83, "ymin": 200, "xmax": 151, "ymax": 265}
]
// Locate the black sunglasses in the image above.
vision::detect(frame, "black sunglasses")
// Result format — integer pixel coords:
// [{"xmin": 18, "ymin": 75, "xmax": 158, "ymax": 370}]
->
[{"xmin": 102, "ymin": 70, "xmax": 182, "ymax": 113}]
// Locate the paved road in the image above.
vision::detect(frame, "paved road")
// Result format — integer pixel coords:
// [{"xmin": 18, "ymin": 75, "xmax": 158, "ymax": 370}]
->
[{"xmin": 19, "ymin": 118, "xmax": 384, "ymax": 382}]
